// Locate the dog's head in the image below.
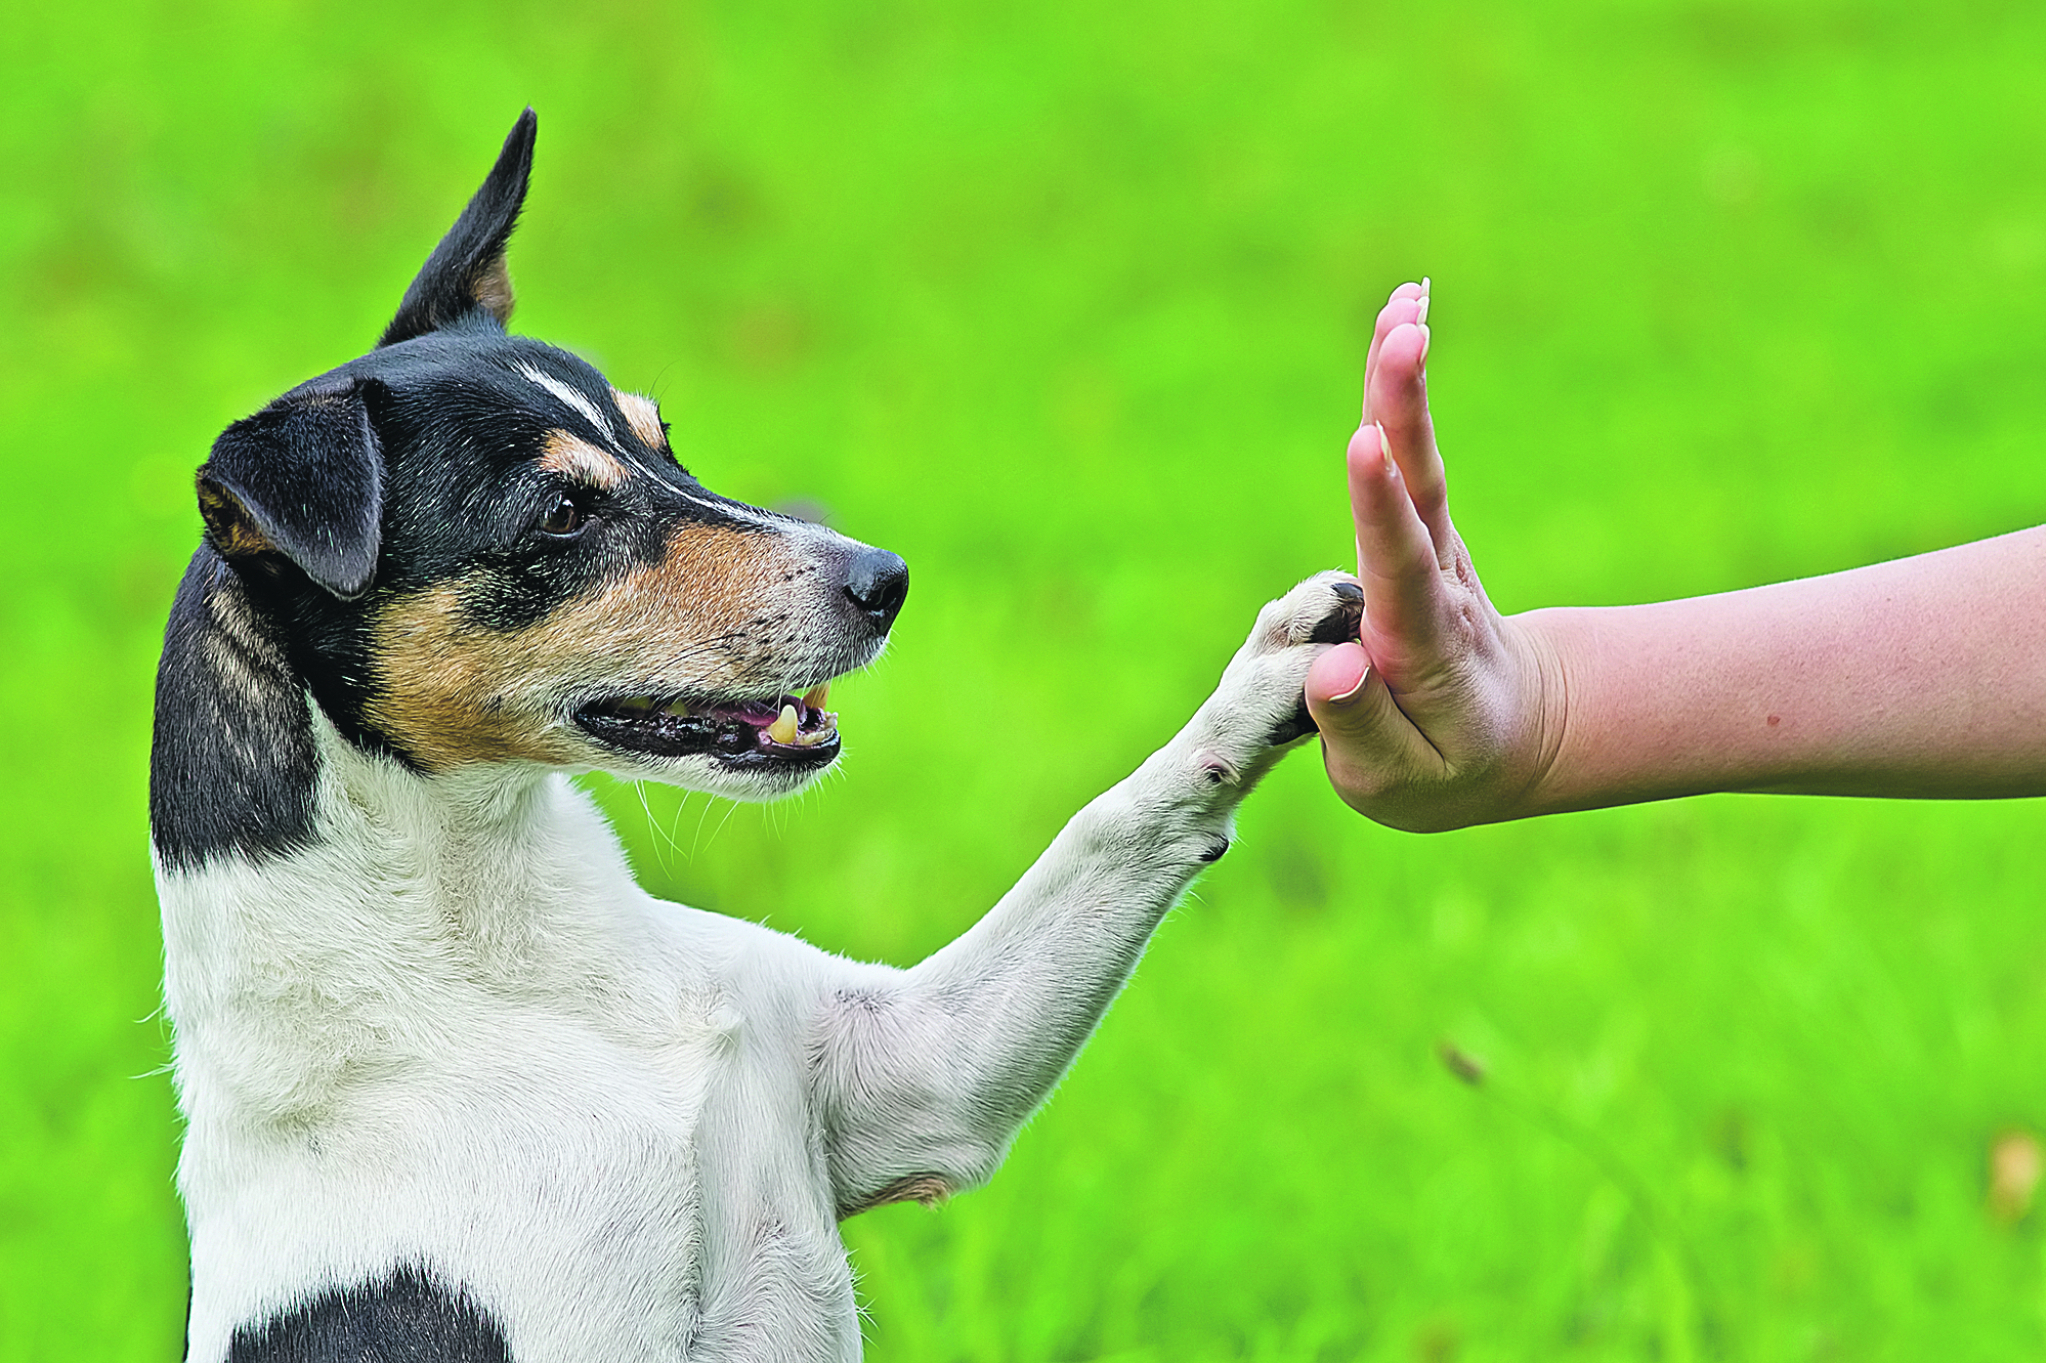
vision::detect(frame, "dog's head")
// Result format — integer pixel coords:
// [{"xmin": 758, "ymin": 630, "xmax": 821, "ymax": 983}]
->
[{"xmin": 194, "ymin": 110, "xmax": 905, "ymax": 800}]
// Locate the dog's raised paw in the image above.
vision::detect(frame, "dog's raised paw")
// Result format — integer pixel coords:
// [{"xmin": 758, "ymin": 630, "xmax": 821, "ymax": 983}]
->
[
  {"xmin": 1207, "ymin": 570, "xmax": 1366, "ymax": 754},
  {"xmin": 1246, "ymin": 570, "xmax": 1365, "ymax": 655},
  {"xmin": 1308, "ymin": 579, "xmax": 1365, "ymax": 645},
  {"xmin": 1264, "ymin": 577, "xmax": 1367, "ymax": 741}
]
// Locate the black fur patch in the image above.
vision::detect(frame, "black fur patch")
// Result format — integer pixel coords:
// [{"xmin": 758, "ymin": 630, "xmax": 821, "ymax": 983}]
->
[
  {"xmin": 199, "ymin": 376, "xmax": 383, "ymax": 599},
  {"xmin": 227, "ymin": 1266, "xmax": 510, "ymax": 1363},
  {"xmin": 380, "ymin": 109, "xmax": 536, "ymax": 348},
  {"xmin": 150, "ymin": 550, "xmax": 318, "ymax": 872}
]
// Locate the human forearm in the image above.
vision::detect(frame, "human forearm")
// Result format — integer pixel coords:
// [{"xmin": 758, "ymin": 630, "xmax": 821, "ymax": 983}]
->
[
  {"xmin": 1306, "ymin": 280, "xmax": 2046, "ymax": 831},
  {"xmin": 1519, "ymin": 526, "xmax": 2046, "ymax": 813}
]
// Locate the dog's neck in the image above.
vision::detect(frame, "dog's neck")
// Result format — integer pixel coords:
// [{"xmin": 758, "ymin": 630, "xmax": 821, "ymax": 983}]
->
[{"xmin": 152, "ymin": 552, "xmax": 661, "ymax": 1127}]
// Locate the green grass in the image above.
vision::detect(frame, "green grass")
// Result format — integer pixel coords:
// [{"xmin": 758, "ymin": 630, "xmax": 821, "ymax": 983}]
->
[{"xmin": 4, "ymin": 0, "xmax": 2045, "ymax": 1357}]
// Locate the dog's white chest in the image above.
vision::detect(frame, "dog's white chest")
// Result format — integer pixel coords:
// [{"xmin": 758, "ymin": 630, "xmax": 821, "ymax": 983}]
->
[
  {"xmin": 176, "ymin": 976, "xmax": 733, "ymax": 1360},
  {"xmin": 163, "ymin": 767, "xmax": 856, "ymax": 1362}
]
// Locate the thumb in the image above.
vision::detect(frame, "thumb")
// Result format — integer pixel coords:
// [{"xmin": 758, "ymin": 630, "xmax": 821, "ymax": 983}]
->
[{"xmin": 1303, "ymin": 642, "xmax": 1406, "ymax": 755}]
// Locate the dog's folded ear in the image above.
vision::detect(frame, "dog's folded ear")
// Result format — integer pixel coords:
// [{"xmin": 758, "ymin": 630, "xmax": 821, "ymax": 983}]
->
[
  {"xmin": 378, "ymin": 108, "xmax": 538, "ymax": 349},
  {"xmin": 197, "ymin": 378, "xmax": 383, "ymax": 600}
]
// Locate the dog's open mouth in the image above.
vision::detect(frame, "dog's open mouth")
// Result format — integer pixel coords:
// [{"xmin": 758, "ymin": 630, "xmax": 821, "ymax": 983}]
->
[{"xmin": 574, "ymin": 683, "xmax": 841, "ymax": 768}]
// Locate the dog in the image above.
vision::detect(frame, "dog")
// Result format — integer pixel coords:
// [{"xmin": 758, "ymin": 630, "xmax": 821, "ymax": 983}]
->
[{"xmin": 150, "ymin": 109, "xmax": 1361, "ymax": 1362}]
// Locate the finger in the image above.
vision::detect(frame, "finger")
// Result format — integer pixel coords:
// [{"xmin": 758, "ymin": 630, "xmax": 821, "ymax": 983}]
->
[
  {"xmin": 1362, "ymin": 287, "xmax": 1425, "ymax": 422},
  {"xmin": 1303, "ymin": 644, "xmax": 1427, "ymax": 801},
  {"xmin": 1369, "ymin": 318, "xmax": 1452, "ymax": 553},
  {"xmin": 1303, "ymin": 641, "xmax": 1400, "ymax": 728},
  {"xmin": 1361, "ymin": 282, "xmax": 1427, "ymax": 424},
  {"xmin": 1348, "ymin": 420, "xmax": 1447, "ymax": 667}
]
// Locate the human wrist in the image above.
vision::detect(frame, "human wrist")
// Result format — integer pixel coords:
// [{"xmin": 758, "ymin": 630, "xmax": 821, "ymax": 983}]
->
[{"xmin": 1483, "ymin": 609, "xmax": 1577, "ymax": 822}]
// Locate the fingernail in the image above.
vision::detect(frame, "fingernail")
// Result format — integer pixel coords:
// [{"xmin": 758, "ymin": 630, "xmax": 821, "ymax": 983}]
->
[
  {"xmin": 1415, "ymin": 278, "xmax": 1431, "ymax": 327},
  {"xmin": 1416, "ymin": 322, "xmax": 1430, "ymax": 366},
  {"xmin": 1375, "ymin": 422, "xmax": 1396, "ymax": 478},
  {"xmin": 1332, "ymin": 663, "xmax": 1371, "ymax": 704}
]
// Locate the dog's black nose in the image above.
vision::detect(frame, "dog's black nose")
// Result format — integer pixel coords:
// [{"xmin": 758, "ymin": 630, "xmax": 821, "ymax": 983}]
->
[{"xmin": 845, "ymin": 548, "xmax": 909, "ymax": 634}]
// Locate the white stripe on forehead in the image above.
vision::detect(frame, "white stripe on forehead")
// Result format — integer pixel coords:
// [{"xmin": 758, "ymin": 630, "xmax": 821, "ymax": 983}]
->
[
  {"xmin": 710, "ymin": 497, "xmax": 791, "ymax": 531},
  {"xmin": 514, "ymin": 360, "xmax": 801, "ymax": 534},
  {"xmin": 516, "ymin": 362, "xmax": 618, "ymax": 446}
]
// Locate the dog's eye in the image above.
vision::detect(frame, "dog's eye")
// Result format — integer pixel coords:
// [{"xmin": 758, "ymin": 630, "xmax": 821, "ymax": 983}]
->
[{"xmin": 536, "ymin": 492, "xmax": 588, "ymax": 538}]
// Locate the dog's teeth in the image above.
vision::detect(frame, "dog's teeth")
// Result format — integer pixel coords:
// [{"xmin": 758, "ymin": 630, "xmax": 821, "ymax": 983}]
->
[
  {"xmin": 792, "ymin": 710, "xmax": 840, "ymax": 747},
  {"xmin": 803, "ymin": 682, "xmax": 831, "ymax": 710},
  {"xmin": 662, "ymin": 699, "xmax": 691, "ymax": 717},
  {"xmin": 766, "ymin": 704, "xmax": 800, "ymax": 745}
]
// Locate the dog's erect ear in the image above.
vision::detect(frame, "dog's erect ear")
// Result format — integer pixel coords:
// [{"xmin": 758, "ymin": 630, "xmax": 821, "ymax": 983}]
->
[
  {"xmin": 377, "ymin": 108, "xmax": 538, "ymax": 349},
  {"xmin": 197, "ymin": 378, "xmax": 383, "ymax": 600}
]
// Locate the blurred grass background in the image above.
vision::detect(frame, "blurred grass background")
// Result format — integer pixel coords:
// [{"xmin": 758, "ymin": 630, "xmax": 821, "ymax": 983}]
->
[{"xmin": 3, "ymin": 0, "xmax": 2044, "ymax": 1358}]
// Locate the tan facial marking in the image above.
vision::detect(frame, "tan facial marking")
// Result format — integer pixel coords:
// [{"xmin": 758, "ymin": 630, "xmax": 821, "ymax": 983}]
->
[
  {"xmin": 367, "ymin": 520, "xmax": 792, "ymax": 772},
  {"xmin": 613, "ymin": 390, "xmax": 667, "ymax": 451},
  {"xmin": 539, "ymin": 430, "xmax": 629, "ymax": 492}
]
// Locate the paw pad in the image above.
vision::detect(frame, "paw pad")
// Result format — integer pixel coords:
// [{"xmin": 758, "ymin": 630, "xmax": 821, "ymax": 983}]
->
[{"xmin": 1307, "ymin": 587, "xmax": 1365, "ymax": 646}]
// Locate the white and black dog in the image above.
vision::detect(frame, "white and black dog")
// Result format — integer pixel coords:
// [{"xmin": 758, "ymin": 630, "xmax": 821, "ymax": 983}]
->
[{"xmin": 151, "ymin": 109, "xmax": 1361, "ymax": 1361}]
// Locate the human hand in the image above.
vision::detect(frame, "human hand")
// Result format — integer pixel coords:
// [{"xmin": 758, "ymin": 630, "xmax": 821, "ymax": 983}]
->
[{"xmin": 1303, "ymin": 282, "xmax": 1562, "ymax": 831}]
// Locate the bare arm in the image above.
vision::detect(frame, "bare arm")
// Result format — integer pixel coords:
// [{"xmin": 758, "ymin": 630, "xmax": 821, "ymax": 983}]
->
[
  {"xmin": 1529, "ymin": 533, "xmax": 2046, "ymax": 808},
  {"xmin": 1303, "ymin": 281, "xmax": 2046, "ymax": 831}
]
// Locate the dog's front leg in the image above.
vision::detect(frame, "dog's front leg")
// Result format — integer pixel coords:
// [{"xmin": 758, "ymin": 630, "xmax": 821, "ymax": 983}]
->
[{"xmin": 813, "ymin": 572, "xmax": 1362, "ymax": 1216}]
